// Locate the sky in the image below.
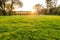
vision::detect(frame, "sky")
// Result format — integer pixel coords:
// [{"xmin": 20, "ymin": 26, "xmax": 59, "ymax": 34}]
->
[{"xmin": 14, "ymin": 0, "xmax": 60, "ymax": 11}]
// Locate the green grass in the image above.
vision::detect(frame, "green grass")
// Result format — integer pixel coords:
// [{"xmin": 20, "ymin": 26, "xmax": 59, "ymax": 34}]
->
[{"xmin": 0, "ymin": 15, "xmax": 60, "ymax": 40}]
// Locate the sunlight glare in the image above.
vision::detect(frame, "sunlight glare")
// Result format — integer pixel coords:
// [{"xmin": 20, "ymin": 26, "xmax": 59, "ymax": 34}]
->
[
  {"xmin": 31, "ymin": 9, "xmax": 35, "ymax": 12},
  {"xmin": 18, "ymin": 0, "xmax": 46, "ymax": 11},
  {"xmin": 14, "ymin": 0, "xmax": 60, "ymax": 11}
]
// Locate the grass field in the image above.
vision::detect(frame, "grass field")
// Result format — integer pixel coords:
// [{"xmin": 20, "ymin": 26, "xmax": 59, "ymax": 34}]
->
[{"xmin": 0, "ymin": 15, "xmax": 60, "ymax": 40}]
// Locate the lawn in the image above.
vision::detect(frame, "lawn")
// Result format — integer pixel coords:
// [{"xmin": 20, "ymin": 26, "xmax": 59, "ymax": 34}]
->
[{"xmin": 0, "ymin": 15, "xmax": 60, "ymax": 40}]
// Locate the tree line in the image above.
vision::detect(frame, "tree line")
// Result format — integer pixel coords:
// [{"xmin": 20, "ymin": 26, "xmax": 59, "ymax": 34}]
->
[
  {"xmin": 45, "ymin": 0, "xmax": 60, "ymax": 15},
  {"xmin": 33, "ymin": 0, "xmax": 60, "ymax": 15},
  {"xmin": 0, "ymin": 0, "xmax": 60, "ymax": 15}
]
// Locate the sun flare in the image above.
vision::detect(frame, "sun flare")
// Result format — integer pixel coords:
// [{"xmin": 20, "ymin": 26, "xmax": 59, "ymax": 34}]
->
[{"xmin": 31, "ymin": 9, "xmax": 35, "ymax": 12}]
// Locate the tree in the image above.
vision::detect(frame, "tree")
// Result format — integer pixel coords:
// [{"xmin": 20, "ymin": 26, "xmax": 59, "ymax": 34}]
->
[
  {"xmin": 0, "ymin": 0, "xmax": 23, "ymax": 15},
  {"xmin": 53, "ymin": 0, "xmax": 57, "ymax": 7},
  {"xmin": 57, "ymin": 5, "xmax": 60, "ymax": 15},
  {"xmin": 5, "ymin": 4, "xmax": 11, "ymax": 15},
  {"xmin": 10, "ymin": 0, "xmax": 23, "ymax": 15},
  {"xmin": 46, "ymin": 0, "xmax": 52, "ymax": 14},
  {"xmin": 0, "ymin": 0, "xmax": 7, "ymax": 15},
  {"xmin": 0, "ymin": 0, "xmax": 10, "ymax": 15},
  {"xmin": 33, "ymin": 3, "xmax": 42, "ymax": 15},
  {"xmin": 45, "ymin": 0, "xmax": 57, "ymax": 14}
]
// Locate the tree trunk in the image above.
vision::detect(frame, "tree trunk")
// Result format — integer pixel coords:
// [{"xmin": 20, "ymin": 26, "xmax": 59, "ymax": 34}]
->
[
  {"xmin": 2, "ymin": 9, "xmax": 7, "ymax": 16},
  {"xmin": 10, "ymin": 0, "xmax": 14, "ymax": 15}
]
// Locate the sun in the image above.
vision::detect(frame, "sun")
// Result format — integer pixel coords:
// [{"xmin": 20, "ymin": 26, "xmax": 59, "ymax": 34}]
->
[{"xmin": 31, "ymin": 9, "xmax": 35, "ymax": 12}]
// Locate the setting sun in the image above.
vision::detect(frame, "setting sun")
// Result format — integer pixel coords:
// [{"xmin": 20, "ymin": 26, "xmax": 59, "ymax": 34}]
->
[{"xmin": 31, "ymin": 9, "xmax": 35, "ymax": 12}]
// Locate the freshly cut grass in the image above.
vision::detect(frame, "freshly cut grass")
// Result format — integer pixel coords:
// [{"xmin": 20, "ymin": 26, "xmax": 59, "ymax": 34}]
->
[{"xmin": 0, "ymin": 15, "xmax": 60, "ymax": 40}]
